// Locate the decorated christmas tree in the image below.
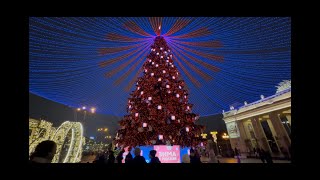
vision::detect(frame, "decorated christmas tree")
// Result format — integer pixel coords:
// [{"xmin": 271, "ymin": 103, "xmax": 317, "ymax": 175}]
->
[{"xmin": 115, "ymin": 36, "xmax": 205, "ymax": 147}]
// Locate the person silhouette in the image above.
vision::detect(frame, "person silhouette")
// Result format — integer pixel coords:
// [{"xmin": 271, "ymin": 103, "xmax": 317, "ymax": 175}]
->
[{"xmin": 30, "ymin": 140, "xmax": 57, "ymax": 163}]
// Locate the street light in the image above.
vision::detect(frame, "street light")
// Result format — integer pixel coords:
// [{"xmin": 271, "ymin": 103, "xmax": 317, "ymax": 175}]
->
[
  {"xmin": 210, "ymin": 131, "xmax": 220, "ymax": 156},
  {"xmin": 222, "ymin": 133, "xmax": 230, "ymax": 157}
]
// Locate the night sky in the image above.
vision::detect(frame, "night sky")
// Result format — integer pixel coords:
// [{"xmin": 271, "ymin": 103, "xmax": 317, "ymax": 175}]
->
[{"xmin": 29, "ymin": 93, "xmax": 226, "ymax": 138}]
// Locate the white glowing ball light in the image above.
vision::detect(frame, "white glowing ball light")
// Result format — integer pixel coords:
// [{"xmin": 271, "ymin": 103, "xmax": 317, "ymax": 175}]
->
[
  {"xmin": 137, "ymin": 87, "xmax": 140, "ymax": 90},
  {"xmin": 168, "ymin": 90, "xmax": 171, "ymax": 93},
  {"xmin": 156, "ymin": 64, "xmax": 159, "ymax": 67},
  {"xmin": 159, "ymin": 135, "xmax": 163, "ymax": 140},
  {"xmin": 184, "ymin": 95, "xmax": 187, "ymax": 99},
  {"xmin": 164, "ymin": 51, "xmax": 167, "ymax": 54},
  {"xmin": 156, "ymin": 52, "xmax": 159, "ymax": 55},
  {"xmin": 201, "ymin": 142, "xmax": 204, "ymax": 147},
  {"xmin": 148, "ymin": 59, "xmax": 151, "ymax": 62},
  {"xmin": 129, "ymin": 105, "xmax": 132, "ymax": 109},
  {"xmin": 140, "ymin": 91, "xmax": 144, "ymax": 95},
  {"xmin": 171, "ymin": 115, "xmax": 175, "ymax": 120},
  {"xmin": 187, "ymin": 106, "xmax": 190, "ymax": 110},
  {"xmin": 148, "ymin": 97, "xmax": 152, "ymax": 101},
  {"xmin": 163, "ymin": 70, "xmax": 166, "ymax": 74},
  {"xmin": 186, "ymin": 127, "xmax": 189, "ymax": 132},
  {"xmin": 135, "ymin": 113, "xmax": 139, "ymax": 117},
  {"xmin": 151, "ymin": 73, "xmax": 154, "ymax": 76},
  {"xmin": 152, "ymin": 62, "xmax": 155, "ymax": 65},
  {"xmin": 161, "ymin": 56, "xmax": 163, "ymax": 59},
  {"xmin": 171, "ymin": 65, "xmax": 174, "ymax": 68},
  {"xmin": 176, "ymin": 94, "xmax": 180, "ymax": 98},
  {"xmin": 166, "ymin": 85, "xmax": 170, "ymax": 88},
  {"xmin": 179, "ymin": 86, "xmax": 182, "ymax": 89},
  {"xmin": 157, "ymin": 105, "xmax": 162, "ymax": 110},
  {"xmin": 160, "ymin": 47, "xmax": 163, "ymax": 50},
  {"xmin": 172, "ymin": 76, "xmax": 175, "ymax": 79},
  {"xmin": 166, "ymin": 60, "xmax": 169, "ymax": 63},
  {"xmin": 158, "ymin": 78, "xmax": 162, "ymax": 81},
  {"xmin": 145, "ymin": 69, "xmax": 148, "ymax": 72},
  {"xmin": 143, "ymin": 123, "xmax": 147, "ymax": 127}
]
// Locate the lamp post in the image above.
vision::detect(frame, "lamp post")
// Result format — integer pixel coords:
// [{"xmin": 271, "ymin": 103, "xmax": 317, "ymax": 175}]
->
[
  {"xmin": 210, "ymin": 131, "xmax": 220, "ymax": 156},
  {"xmin": 222, "ymin": 133, "xmax": 230, "ymax": 157}
]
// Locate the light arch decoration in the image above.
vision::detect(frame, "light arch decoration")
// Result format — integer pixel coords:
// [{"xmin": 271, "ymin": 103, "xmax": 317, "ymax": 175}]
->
[{"xmin": 50, "ymin": 121, "xmax": 84, "ymax": 163}]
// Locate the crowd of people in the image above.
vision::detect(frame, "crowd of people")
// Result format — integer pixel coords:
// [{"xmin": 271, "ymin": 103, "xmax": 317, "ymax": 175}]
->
[{"xmin": 29, "ymin": 140, "xmax": 275, "ymax": 164}]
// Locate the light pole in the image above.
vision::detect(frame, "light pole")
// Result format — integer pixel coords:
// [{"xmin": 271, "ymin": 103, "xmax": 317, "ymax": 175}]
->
[
  {"xmin": 222, "ymin": 133, "xmax": 230, "ymax": 157},
  {"xmin": 210, "ymin": 131, "xmax": 220, "ymax": 156}
]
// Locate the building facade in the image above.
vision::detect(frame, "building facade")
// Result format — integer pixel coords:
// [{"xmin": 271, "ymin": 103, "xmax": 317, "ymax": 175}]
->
[{"xmin": 223, "ymin": 81, "xmax": 291, "ymax": 158}]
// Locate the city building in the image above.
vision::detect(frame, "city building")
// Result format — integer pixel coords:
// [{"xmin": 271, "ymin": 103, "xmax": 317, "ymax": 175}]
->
[{"xmin": 222, "ymin": 80, "xmax": 291, "ymax": 159}]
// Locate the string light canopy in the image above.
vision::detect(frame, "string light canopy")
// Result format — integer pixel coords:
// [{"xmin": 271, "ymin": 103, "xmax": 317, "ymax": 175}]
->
[{"xmin": 29, "ymin": 17, "xmax": 291, "ymax": 116}]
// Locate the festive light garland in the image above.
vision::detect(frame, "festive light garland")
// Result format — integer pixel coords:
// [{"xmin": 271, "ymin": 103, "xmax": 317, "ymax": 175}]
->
[{"xmin": 29, "ymin": 17, "xmax": 291, "ymax": 116}]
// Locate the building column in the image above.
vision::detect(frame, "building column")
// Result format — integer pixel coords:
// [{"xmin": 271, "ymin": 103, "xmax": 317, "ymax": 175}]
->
[
  {"xmin": 250, "ymin": 116, "xmax": 271, "ymax": 153},
  {"xmin": 236, "ymin": 120, "xmax": 250, "ymax": 158},
  {"xmin": 269, "ymin": 112, "xmax": 291, "ymax": 157}
]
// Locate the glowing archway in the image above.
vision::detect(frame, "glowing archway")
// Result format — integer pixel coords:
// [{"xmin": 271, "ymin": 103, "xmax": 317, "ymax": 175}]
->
[{"xmin": 51, "ymin": 121, "xmax": 84, "ymax": 163}]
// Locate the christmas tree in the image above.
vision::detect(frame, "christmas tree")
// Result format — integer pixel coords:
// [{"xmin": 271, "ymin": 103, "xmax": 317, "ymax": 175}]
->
[{"xmin": 115, "ymin": 36, "xmax": 205, "ymax": 147}]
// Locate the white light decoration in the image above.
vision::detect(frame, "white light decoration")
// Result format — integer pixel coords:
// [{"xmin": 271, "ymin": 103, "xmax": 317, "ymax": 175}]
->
[
  {"xmin": 166, "ymin": 85, "xmax": 170, "ymax": 88},
  {"xmin": 135, "ymin": 113, "xmax": 139, "ymax": 117},
  {"xmin": 167, "ymin": 56, "xmax": 169, "ymax": 59},
  {"xmin": 166, "ymin": 60, "xmax": 169, "ymax": 63},
  {"xmin": 137, "ymin": 87, "xmax": 140, "ymax": 90},
  {"xmin": 171, "ymin": 65, "xmax": 174, "ymax": 68},
  {"xmin": 244, "ymin": 101, "xmax": 247, "ymax": 105},
  {"xmin": 260, "ymin": 95, "xmax": 264, "ymax": 99},
  {"xmin": 168, "ymin": 50, "xmax": 171, "ymax": 52},
  {"xmin": 230, "ymin": 106, "xmax": 234, "ymax": 110},
  {"xmin": 171, "ymin": 115, "xmax": 175, "ymax": 120},
  {"xmin": 152, "ymin": 62, "xmax": 155, "ymax": 65},
  {"xmin": 156, "ymin": 52, "xmax": 159, "ymax": 55},
  {"xmin": 186, "ymin": 127, "xmax": 189, "ymax": 132},
  {"xmin": 187, "ymin": 106, "xmax": 190, "ymax": 110},
  {"xmin": 176, "ymin": 94, "xmax": 180, "ymax": 98},
  {"xmin": 163, "ymin": 70, "xmax": 166, "ymax": 73},
  {"xmin": 160, "ymin": 47, "xmax": 163, "ymax": 50},
  {"xmin": 164, "ymin": 51, "xmax": 167, "ymax": 53},
  {"xmin": 148, "ymin": 97, "xmax": 152, "ymax": 101},
  {"xmin": 151, "ymin": 73, "xmax": 154, "ymax": 76},
  {"xmin": 179, "ymin": 86, "xmax": 182, "ymax": 89},
  {"xmin": 158, "ymin": 78, "xmax": 162, "ymax": 81},
  {"xmin": 143, "ymin": 123, "xmax": 147, "ymax": 127},
  {"xmin": 201, "ymin": 142, "xmax": 204, "ymax": 147},
  {"xmin": 159, "ymin": 135, "xmax": 163, "ymax": 140},
  {"xmin": 145, "ymin": 69, "xmax": 148, "ymax": 72},
  {"xmin": 156, "ymin": 64, "xmax": 159, "ymax": 67},
  {"xmin": 140, "ymin": 91, "xmax": 144, "ymax": 95},
  {"xmin": 148, "ymin": 59, "xmax": 151, "ymax": 62},
  {"xmin": 170, "ymin": 54, "xmax": 172, "ymax": 58},
  {"xmin": 276, "ymin": 80, "xmax": 291, "ymax": 93},
  {"xmin": 222, "ymin": 110, "xmax": 225, "ymax": 113},
  {"xmin": 157, "ymin": 105, "xmax": 162, "ymax": 110},
  {"xmin": 177, "ymin": 72, "xmax": 179, "ymax": 75},
  {"xmin": 129, "ymin": 105, "xmax": 132, "ymax": 108},
  {"xmin": 161, "ymin": 56, "xmax": 163, "ymax": 58},
  {"xmin": 184, "ymin": 95, "xmax": 187, "ymax": 99},
  {"xmin": 153, "ymin": 49, "xmax": 155, "ymax": 51},
  {"xmin": 82, "ymin": 106, "xmax": 86, "ymax": 110},
  {"xmin": 168, "ymin": 90, "xmax": 171, "ymax": 93},
  {"xmin": 172, "ymin": 76, "xmax": 175, "ymax": 79}
]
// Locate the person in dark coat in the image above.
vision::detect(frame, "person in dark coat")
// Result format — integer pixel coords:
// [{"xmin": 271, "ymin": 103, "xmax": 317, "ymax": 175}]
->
[
  {"xmin": 116, "ymin": 149, "xmax": 125, "ymax": 163},
  {"xmin": 258, "ymin": 148, "xmax": 266, "ymax": 163},
  {"xmin": 189, "ymin": 148, "xmax": 201, "ymax": 164},
  {"xmin": 125, "ymin": 147, "xmax": 133, "ymax": 163},
  {"xmin": 107, "ymin": 151, "xmax": 115, "ymax": 164},
  {"xmin": 149, "ymin": 150, "xmax": 161, "ymax": 163},
  {"xmin": 30, "ymin": 140, "xmax": 57, "ymax": 163},
  {"xmin": 132, "ymin": 147, "xmax": 146, "ymax": 164}
]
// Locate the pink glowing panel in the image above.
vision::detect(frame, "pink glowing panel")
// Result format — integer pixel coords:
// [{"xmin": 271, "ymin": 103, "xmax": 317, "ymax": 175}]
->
[{"xmin": 153, "ymin": 145, "xmax": 180, "ymax": 163}]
